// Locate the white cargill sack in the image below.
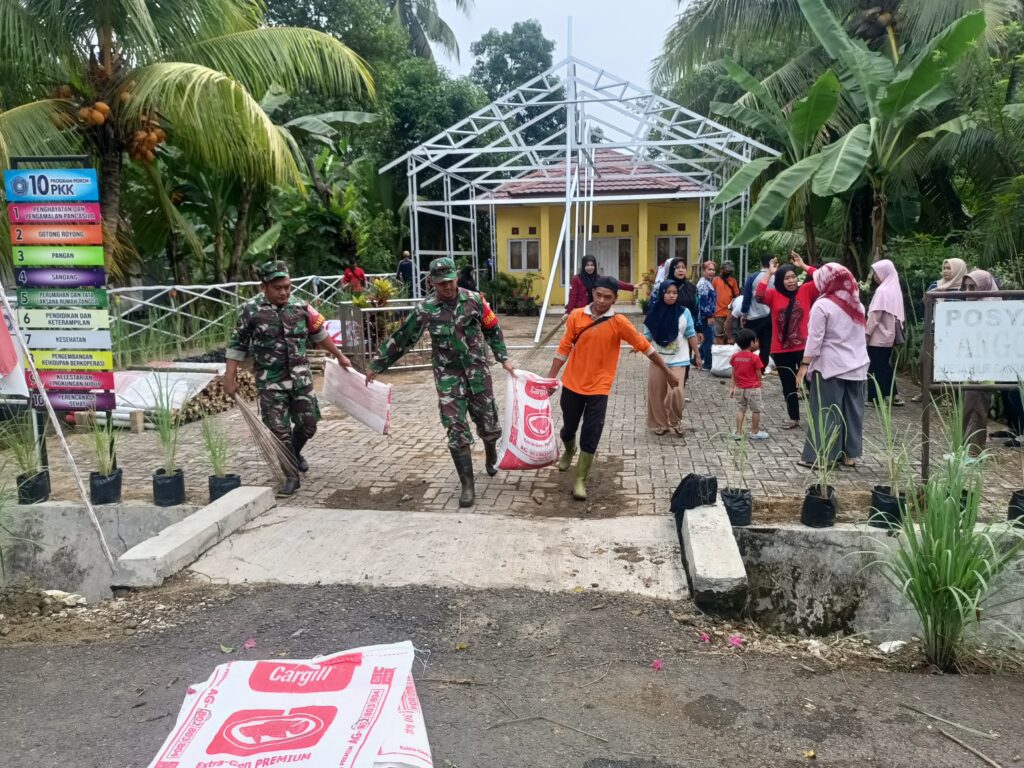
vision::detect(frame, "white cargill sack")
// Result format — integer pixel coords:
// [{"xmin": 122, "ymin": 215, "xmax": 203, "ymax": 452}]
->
[
  {"xmin": 145, "ymin": 641, "xmax": 432, "ymax": 768},
  {"xmin": 711, "ymin": 344, "xmax": 740, "ymax": 378},
  {"xmin": 322, "ymin": 358, "xmax": 392, "ymax": 435},
  {"xmin": 496, "ymin": 369, "xmax": 560, "ymax": 470}
]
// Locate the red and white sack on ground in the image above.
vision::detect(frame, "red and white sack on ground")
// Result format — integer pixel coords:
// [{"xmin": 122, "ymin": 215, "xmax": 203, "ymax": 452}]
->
[
  {"xmin": 496, "ymin": 369, "xmax": 560, "ymax": 470},
  {"xmin": 322, "ymin": 358, "xmax": 392, "ymax": 435},
  {"xmin": 146, "ymin": 640, "xmax": 432, "ymax": 768}
]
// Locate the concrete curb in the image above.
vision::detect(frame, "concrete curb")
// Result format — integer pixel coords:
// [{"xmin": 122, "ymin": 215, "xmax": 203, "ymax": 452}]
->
[
  {"xmin": 113, "ymin": 487, "xmax": 274, "ymax": 588},
  {"xmin": 681, "ymin": 501, "xmax": 748, "ymax": 613}
]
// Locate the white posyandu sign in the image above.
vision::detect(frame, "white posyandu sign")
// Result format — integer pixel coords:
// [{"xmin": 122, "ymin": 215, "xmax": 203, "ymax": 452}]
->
[{"xmin": 933, "ymin": 300, "xmax": 1024, "ymax": 383}]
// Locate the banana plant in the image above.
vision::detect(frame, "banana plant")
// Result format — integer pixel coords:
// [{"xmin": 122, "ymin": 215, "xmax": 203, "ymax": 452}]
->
[
  {"xmin": 712, "ymin": 60, "xmax": 842, "ymax": 259},
  {"xmin": 731, "ymin": 0, "xmax": 987, "ymax": 258}
]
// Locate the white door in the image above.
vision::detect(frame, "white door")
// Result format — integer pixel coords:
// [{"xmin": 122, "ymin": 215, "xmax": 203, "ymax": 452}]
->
[{"xmin": 590, "ymin": 237, "xmax": 633, "ymax": 283}]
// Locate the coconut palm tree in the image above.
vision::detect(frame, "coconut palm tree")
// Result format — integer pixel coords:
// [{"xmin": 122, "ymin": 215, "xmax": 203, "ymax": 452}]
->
[
  {"xmin": 0, "ymin": 0, "xmax": 373, "ymax": 269},
  {"xmin": 653, "ymin": 0, "xmax": 1019, "ymax": 86},
  {"xmin": 384, "ymin": 0, "xmax": 473, "ymax": 61}
]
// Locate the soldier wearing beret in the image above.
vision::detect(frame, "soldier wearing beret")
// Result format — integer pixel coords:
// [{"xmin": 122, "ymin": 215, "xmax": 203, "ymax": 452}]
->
[
  {"xmin": 224, "ymin": 260, "xmax": 352, "ymax": 497},
  {"xmin": 366, "ymin": 256, "xmax": 514, "ymax": 507}
]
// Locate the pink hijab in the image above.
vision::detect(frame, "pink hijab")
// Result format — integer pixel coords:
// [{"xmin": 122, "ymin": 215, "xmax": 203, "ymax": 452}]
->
[
  {"xmin": 813, "ymin": 263, "xmax": 866, "ymax": 326},
  {"xmin": 868, "ymin": 259, "xmax": 905, "ymax": 322},
  {"xmin": 966, "ymin": 269, "xmax": 999, "ymax": 299}
]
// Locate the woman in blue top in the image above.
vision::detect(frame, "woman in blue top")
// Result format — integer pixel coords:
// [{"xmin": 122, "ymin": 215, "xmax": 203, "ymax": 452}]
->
[{"xmin": 643, "ymin": 282, "xmax": 700, "ymax": 436}]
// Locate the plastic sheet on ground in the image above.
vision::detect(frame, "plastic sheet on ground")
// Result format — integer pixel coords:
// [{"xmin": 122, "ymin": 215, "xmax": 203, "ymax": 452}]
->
[
  {"xmin": 321, "ymin": 358, "xmax": 392, "ymax": 435},
  {"xmin": 113, "ymin": 370, "xmax": 217, "ymax": 418},
  {"xmin": 496, "ymin": 369, "xmax": 560, "ymax": 470},
  {"xmin": 145, "ymin": 640, "xmax": 432, "ymax": 768}
]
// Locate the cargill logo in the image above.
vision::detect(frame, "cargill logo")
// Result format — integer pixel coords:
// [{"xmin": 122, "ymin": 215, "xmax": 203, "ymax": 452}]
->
[
  {"xmin": 248, "ymin": 655, "xmax": 361, "ymax": 693},
  {"xmin": 207, "ymin": 707, "xmax": 336, "ymax": 756}
]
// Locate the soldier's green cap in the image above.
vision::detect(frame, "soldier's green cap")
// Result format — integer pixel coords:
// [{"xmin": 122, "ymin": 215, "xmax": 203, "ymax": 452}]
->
[
  {"xmin": 429, "ymin": 257, "xmax": 457, "ymax": 281},
  {"xmin": 259, "ymin": 259, "xmax": 290, "ymax": 282}
]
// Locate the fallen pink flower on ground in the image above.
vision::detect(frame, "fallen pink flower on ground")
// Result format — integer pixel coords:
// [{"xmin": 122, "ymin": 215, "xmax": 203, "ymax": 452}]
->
[
  {"xmin": 243, "ymin": 638, "xmax": 257, "ymax": 650},
  {"xmin": 728, "ymin": 635, "xmax": 744, "ymax": 648},
  {"xmin": 699, "ymin": 632, "xmax": 711, "ymax": 643},
  {"xmin": 650, "ymin": 659, "xmax": 664, "ymax": 671}
]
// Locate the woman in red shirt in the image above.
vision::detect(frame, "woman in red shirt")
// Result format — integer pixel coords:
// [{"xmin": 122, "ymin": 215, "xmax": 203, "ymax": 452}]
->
[
  {"xmin": 754, "ymin": 252, "xmax": 818, "ymax": 428},
  {"xmin": 565, "ymin": 255, "xmax": 635, "ymax": 314}
]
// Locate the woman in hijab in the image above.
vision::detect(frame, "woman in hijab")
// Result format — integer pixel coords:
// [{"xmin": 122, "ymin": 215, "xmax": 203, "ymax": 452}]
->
[
  {"xmin": 866, "ymin": 259, "xmax": 906, "ymax": 406},
  {"xmin": 961, "ymin": 269, "xmax": 1000, "ymax": 456},
  {"xmin": 754, "ymin": 251, "xmax": 819, "ymax": 428},
  {"xmin": 796, "ymin": 263, "xmax": 870, "ymax": 468},
  {"xmin": 913, "ymin": 257, "xmax": 971, "ymax": 402},
  {"xmin": 661, "ymin": 257, "xmax": 699, "ymax": 321},
  {"xmin": 643, "ymin": 282, "xmax": 700, "ymax": 435},
  {"xmin": 565, "ymin": 255, "xmax": 636, "ymax": 314}
]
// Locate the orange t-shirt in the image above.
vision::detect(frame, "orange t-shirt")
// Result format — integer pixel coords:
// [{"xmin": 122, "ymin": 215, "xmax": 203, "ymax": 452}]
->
[
  {"xmin": 556, "ymin": 308, "xmax": 652, "ymax": 395},
  {"xmin": 712, "ymin": 276, "xmax": 740, "ymax": 318}
]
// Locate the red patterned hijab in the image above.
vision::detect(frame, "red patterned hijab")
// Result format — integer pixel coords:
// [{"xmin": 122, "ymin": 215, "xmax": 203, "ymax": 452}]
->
[{"xmin": 812, "ymin": 263, "xmax": 865, "ymax": 326}]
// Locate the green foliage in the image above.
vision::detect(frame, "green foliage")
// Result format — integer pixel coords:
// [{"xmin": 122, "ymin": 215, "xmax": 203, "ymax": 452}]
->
[
  {"xmin": 148, "ymin": 376, "xmax": 183, "ymax": 475},
  {"xmin": 200, "ymin": 412, "xmax": 231, "ymax": 478},
  {"xmin": 0, "ymin": 412, "xmax": 39, "ymax": 476},
  {"xmin": 480, "ymin": 273, "xmax": 539, "ymax": 315},
  {"xmin": 869, "ymin": 379, "xmax": 917, "ymax": 497},
  {"xmin": 803, "ymin": 377, "xmax": 842, "ymax": 493},
  {"xmin": 872, "ymin": 465, "xmax": 1024, "ymax": 671},
  {"xmin": 90, "ymin": 415, "xmax": 117, "ymax": 478}
]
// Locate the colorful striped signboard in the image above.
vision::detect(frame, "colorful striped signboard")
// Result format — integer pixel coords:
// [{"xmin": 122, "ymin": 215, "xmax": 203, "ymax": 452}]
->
[
  {"xmin": 14, "ymin": 267, "xmax": 106, "ymax": 288},
  {"xmin": 27, "ymin": 370, "xmax": 115, "ymax": 391},
  {"xmin": 7, "ymin": 202, "xmax": 102, "ymax": 224},
  {"xmin": 11, "ymin": 224, "xmax": 103, "ymax": 245},
  {"xmin": 13, "ymin": 245, "xmax": 105, "ymax": 267}
]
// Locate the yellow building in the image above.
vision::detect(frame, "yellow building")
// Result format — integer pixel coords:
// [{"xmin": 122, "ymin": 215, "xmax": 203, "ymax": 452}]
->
[{"xmin": 489, "ymin": 150, "xmax": 707, "ymax": 307}]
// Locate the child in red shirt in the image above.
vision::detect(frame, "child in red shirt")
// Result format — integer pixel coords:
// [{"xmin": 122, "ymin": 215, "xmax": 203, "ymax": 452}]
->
[{"xmin": 729, "ymin": 329, "xmax": 768, "ymax": 440}]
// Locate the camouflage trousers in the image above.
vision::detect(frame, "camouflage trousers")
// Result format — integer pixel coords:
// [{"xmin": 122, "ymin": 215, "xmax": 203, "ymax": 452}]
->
[
  {"xmin": 258, "ymin": 386, "xmax": 321, "ymax": 446},
  {"xmin": 435, "ymin": 367, "xmax": 501, "ymax": 449}
]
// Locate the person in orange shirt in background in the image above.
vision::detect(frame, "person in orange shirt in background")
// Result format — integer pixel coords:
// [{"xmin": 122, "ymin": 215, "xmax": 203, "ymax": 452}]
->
[
  {"xmin": 712, "ymin": 261, "xmax": 741, "ymax": 343},
  {"xmin": 546, "ymin": 276, "xmax": 678, "ymax": 501}
]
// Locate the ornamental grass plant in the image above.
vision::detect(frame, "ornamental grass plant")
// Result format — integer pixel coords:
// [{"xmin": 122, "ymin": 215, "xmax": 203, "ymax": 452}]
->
[{"xmin": 872, "ymin": 468, "xmax": 1024, "ymax": 671}]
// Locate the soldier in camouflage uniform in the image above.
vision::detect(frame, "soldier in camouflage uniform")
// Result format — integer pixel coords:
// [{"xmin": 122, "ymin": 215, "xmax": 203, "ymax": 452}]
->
[
  {"xmin": 224, "ymin": 260, "xmax": 352, "ymax": 497},
  {"xmin": 366, "ymin": 256, "xmax": 514, "ymax": 507}
]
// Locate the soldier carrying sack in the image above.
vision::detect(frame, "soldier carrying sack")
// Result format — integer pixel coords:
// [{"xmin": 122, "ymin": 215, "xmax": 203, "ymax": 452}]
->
[{"xmin": 366, "ymin": 256, "xmax": 515, "ymax": 507}]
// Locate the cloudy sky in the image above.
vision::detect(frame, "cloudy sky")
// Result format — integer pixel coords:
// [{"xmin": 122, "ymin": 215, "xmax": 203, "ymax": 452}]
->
[{"xmin": 437, "ymin": 1, "xmax": 682, "ymax": 89}]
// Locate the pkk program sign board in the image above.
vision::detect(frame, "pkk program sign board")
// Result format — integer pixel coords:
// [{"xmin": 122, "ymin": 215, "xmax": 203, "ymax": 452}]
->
[
  {"xmin": 933, "ymin": 300, "xmax": 1024, "ymax": 383},
  {"xmin": 4, "ymin": 165, "xmax": 113, "ymax": 412}
]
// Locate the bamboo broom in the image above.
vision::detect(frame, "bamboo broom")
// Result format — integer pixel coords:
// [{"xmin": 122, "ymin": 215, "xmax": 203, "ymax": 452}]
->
[{"xmin": 232, "ymin": 397, "xmax": 299, "ymax": 485}]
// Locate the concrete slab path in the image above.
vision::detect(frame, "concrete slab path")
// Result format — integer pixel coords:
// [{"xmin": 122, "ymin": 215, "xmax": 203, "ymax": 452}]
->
[{"xmin": 190, "ymin": 507, "xmax": 689, "ymax": 601}]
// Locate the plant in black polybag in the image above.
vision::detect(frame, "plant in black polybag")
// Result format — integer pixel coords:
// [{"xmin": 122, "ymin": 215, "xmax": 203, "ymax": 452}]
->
[
  {"xmin": 88, "ymin": 411, "xmax": 122, "ymax": 505},
  {"xmin": 867, "ymin": 379, "xmax": 917, "ymax": 529},
  {"xmin": 801, "ymin": 379, "xmax": 841, "ymax": 528},
  {"xmin": 720, "ymin": 428, "xmax": 752, "ymax": 526},
  {"xmin": 201, "ymin": 410, "xmax": 240, "ymax": 503}
]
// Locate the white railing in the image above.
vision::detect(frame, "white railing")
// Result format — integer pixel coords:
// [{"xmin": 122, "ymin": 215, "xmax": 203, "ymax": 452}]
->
[{"xmin": 108, "ymin": 273, "xmax": 395, "ymax": 364}]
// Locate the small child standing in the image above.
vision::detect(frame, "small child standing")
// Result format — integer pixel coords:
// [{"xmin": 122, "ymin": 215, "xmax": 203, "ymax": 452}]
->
[{"xmin": 730, "ymin": 329, "xmax": 769, "ymax": 440}]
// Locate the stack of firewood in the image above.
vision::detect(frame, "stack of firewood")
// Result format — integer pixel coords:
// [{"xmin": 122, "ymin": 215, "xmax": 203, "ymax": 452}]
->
[{"xmin": 179, "ymin": 370, "xmax": 258, "ymax": 423}]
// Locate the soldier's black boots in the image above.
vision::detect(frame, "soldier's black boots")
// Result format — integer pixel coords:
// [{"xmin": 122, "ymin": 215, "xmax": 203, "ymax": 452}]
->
[
  {"xmin": 484, "ymin": 440, "xmax": 499, "ymax": 477},
  {"xmin": 278, "ymin": 474, "xmax": 301, "ymax": 497},
  {"xmin": 450, "ymin": 447, "xmax": 475, "ymax": 507},
  {"xmin": 292, "ymin": 433, "xmax": 310, "ymax": 473}
]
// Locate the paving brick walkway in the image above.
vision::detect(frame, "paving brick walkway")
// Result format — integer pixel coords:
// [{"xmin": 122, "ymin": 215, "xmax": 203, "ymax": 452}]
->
[{"xmin": 10, "ymin": 314, "xmax": 1023, "ymax": 523}]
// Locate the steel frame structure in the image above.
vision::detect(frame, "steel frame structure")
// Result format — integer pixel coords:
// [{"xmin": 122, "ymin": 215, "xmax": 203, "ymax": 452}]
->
[{"xmin": 381, "ymin": 55, "xmax": 778, "ymax": 341}]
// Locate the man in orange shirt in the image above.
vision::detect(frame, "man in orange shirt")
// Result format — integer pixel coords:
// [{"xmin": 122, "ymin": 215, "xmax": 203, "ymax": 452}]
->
[
  {"xmin": 712, "ymin": 261, "xmax": 740, "ymax": 343},
  {"xmin": 545, "ymin": 276, "xmax": 678, "ymax": 501}
]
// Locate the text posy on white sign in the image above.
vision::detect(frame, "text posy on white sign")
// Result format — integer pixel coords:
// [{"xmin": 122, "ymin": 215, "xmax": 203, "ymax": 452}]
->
[
  {"xmin": 933, "ymin": 300, "xmax": 1024, "ymax": 383},
  {"xmin": 146, "ymin": 641, "xmax": 432, "ymax": 768}
]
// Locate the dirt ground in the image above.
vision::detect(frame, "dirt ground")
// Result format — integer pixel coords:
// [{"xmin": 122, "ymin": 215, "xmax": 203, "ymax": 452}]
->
[{"xmin": 2, "ymin": 581, "xmax": 1023, "ymax": 768}]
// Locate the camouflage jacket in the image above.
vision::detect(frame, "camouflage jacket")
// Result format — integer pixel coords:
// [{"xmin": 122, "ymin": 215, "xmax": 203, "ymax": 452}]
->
[
  {"xmin": 226, "ymin": 295, "xmax": 328, "ymax": 391},
  {"xmin": 370, "ymin": 289, "xmax": 508, "ymax": 375}
]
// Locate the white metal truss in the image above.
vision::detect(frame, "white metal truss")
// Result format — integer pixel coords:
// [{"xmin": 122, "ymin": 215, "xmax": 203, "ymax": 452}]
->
[{"xmin": 380, "ymin": 55, "xmax": 778, "ymax": 338}]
